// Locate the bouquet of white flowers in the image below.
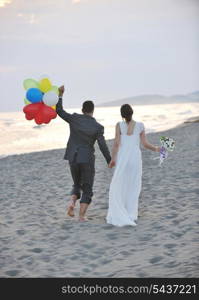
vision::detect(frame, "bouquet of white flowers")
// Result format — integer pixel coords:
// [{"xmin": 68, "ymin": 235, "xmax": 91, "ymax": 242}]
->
[{"xmin": 159, "ymin": 136, "xmax": 175, "ymax": 166}]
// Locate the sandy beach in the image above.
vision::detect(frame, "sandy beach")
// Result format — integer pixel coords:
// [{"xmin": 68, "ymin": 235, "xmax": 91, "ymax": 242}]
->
[{"xmin": 0, "ymin": 120, "xmax": 199, "ymax": 278}]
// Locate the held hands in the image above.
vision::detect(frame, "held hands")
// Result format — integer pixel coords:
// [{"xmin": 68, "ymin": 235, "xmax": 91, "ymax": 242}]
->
[
  {"xmin": 155, "ymin": 146, "xmax": 161, "ymax": 152},
  {"xmin": 58, "ymin": 85, "xmax": 65, "ymax": 97},
  {"xmin": 108, "ymin": 160, "xmax": 116, "ymax": 168}
]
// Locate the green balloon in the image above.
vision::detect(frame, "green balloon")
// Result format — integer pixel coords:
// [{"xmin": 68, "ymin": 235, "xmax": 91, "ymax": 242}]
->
[
  {"xmin": 50, "ymin": 85, "xmax": 59, "ymax": 95},
  {"xmin": 24, "ymin": 98, "xmax": 31, "ymax": 105},
  {"xmin": 23, "ymin": 78, "xmax": 39, "ymax": 90}
]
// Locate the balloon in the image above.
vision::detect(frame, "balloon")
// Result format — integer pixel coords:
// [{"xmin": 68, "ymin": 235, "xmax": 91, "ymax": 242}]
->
[
  {"xmin": 43, "ymin": 91, "xmax": 58, "ymax": 106},
  {"xmin": 23, "ymin": 76, "xmax": 58, "ymax": 125},
  {"xmin": 25, "ymin": 114, "xmax": 34, "ymax": 121},
  {"xmin": 23, "ymin": 79, "xmax": 39, "ymax": 90},
  {"xmin": 40, "ymin": 104, "xmax": 57, "ymax": 123},
  {"xmin": 39, "ymin": 78, "xmax": 52, "ymax": 93},
  {"xmin": 50, "ymin": 85, "xmax": 59, "ymax": 95},
  {"xmin": 35, "ymin": 112, "xmax": 44, "ymax": 125},
  {"xmin": 24, "ymin": 98, "xmax": 31, "ymax": 105},
  {"xmin": 26, "ymin": 88, "xmax": 43, "ymax": 103},
  {"xmin": 23, "ymin": 103, "xmax": 57, "ymax": 125},
  {"xmin": 23, "ymin": 103, "xmax": 43, "ymax": 118}
]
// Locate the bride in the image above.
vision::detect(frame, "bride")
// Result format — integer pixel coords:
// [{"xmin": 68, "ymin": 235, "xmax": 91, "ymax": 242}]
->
[{"xmin": 106, "ymin": 104, "xmax": 160, "ymax": 227}]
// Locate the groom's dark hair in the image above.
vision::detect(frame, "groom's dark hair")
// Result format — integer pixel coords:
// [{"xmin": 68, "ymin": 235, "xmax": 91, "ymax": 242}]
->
[{"xmin": 82, "ymin": 101, "xmax": 94, "ymax": 114}]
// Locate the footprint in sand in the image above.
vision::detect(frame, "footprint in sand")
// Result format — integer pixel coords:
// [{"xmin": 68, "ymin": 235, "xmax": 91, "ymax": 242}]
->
[
  {"xmin": 99, "ymin": 259, "xmax": 112, "ymax": 264},
  {"xmin": 82, "ymin": 268, "xmax": 92, "ymax": 273},
  {"xmin": 172, "ymin": 232, "xmax": 183, "ymax": 238},
  {"xmin": 164, "ymin": 243, "xmax": 176, "ymax": 249},
  {"xmin": 82, "ymin": 243, "xmax": 97, "ymax": 249},
  {"xmin": 149, "ymin": 256, "xmax": 164, "ymax": 264},
  {"xmin": 106, "ymin": 233, "xmax": 118, "ymax": 240},
  {"xmin": 16, "ymin": 229, "xmax": 26, "ymax": 235},
  {"xmin": 18, "ymin": 255, "xmax": 30, "ymax": 260},
  {"xmin": 88, "ymin": 263, "xmax": 98, "ymax": 268},
  {"xmin": 120, "ymin": 251, "xmax": 130, "ymax": 256},
  {"xmin": 29, "ymin": 248, "xmax": 43, "ymax": 253},
  {"xmin": 167, "ymin": 261, "xmax": 181, "ymax": 268},
  {"xmin": 5, "ymin": 270, "xmax": 20, "ymax": 277}
]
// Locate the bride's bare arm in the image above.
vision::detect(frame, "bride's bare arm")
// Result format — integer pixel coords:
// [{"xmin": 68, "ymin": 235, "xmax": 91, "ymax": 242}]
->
[
  {"xmin": 140, "ymin": 130, "xmax": 160, "ymax": 152},
  {"xmin": 109, "ymin": 123, "xmax": 121, "ymax": 168}
]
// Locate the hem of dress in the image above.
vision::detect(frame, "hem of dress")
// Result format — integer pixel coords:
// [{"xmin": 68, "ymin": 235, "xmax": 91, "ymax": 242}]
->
[{"xmin": 106, "ymin": 218, "xmax": 137, "ymax": 227}]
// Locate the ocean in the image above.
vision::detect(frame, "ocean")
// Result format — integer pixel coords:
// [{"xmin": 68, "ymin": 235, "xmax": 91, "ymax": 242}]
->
[{"xmin": 0, "ymin": 102, "xmax": 199, "ymax": 158}]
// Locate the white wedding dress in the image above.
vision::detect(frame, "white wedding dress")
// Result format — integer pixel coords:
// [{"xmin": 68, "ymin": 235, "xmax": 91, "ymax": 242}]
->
[{"xmin": 106, "ymin": 121, "xmax": 145, "ymax": 227}]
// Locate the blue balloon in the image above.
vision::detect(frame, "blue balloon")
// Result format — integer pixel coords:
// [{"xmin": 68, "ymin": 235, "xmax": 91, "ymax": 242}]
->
[{"xmin": 26, "ymin": 88, "xmax": 43, "ymax": 103}]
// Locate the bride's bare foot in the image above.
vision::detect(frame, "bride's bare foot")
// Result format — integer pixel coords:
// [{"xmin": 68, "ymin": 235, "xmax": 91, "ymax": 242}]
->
[
  {"xmin": 78, "ymin": 216, "xmax": 88, "ymax": 222},
  {"xmin": 67, "ymin": 196, "xmax": 77, "ymax": 217}
]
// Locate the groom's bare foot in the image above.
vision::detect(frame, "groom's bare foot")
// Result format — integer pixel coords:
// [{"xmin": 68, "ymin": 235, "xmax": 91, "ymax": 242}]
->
[
  {"xmin": 78, "ymin": 203, "xmax": 89, "ymax": 222},
  {"xmin": 67, "ymin": 203, "xmax": 75, "ymax": 217},
  {"xmin": 67, "ymin": 196, "xmax": 77, "ymax": 217}
]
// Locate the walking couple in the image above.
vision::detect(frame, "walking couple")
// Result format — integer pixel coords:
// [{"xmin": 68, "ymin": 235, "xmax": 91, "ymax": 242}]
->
[{"xmin": 56, "ymin": 86, "xmax": 160, "ymax": 227}]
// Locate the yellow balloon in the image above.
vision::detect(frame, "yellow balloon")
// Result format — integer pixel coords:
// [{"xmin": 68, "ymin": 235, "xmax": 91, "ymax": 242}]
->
[
  {"xmin": 50, "ymin": 85, "xmax": 59, "ymax": 95},
  {"xmin": 39, "ymin": 78, "xmax": 52, "ymax": 93},
  {"xmin": 51, "ymin": 105, "xmax": 56, "ymax": 110},
  {"xmin": 24, "ymin": 98, "xmax": 31, "ymax": 105}
]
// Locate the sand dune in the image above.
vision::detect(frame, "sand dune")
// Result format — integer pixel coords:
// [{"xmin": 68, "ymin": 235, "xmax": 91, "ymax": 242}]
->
[{"xmin": 0, "ymin": 121, "xmax": 199, "ymax": 277}]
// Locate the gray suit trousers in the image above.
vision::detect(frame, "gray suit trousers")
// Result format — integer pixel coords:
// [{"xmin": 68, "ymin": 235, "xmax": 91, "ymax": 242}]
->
[{"xmin": 69, "ymin": 154, "xmax": 95, "ymax": 204}]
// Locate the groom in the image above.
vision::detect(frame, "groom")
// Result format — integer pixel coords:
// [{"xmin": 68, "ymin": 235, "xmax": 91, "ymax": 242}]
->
[{"xmin": 56, "ymin": 86, "xmax": 111, "ymax": 221}]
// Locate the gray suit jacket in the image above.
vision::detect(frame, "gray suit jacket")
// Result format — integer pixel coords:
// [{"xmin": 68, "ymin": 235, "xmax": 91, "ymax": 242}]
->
[{"xmin": 56, "ymin": 98, "xmax": 111, "ymax": 164}]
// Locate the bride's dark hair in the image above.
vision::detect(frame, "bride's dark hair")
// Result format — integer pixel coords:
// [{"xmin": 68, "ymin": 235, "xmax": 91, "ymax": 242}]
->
[{"xmin": 120, "ymin": 104, "xmax": 133, "ymax": 123}]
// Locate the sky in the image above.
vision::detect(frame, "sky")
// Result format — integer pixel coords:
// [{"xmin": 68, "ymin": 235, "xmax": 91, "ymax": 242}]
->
[{"xmin": 0, "ymin": 0, "xmax": 199, "ymax": 111}]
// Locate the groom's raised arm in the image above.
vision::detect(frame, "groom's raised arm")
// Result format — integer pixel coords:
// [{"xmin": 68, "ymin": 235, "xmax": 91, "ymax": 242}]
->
[
  {"xmin": 97, "ymin": 125, "xmax": 111, "ymax": 164},
  {"xmin": 56, "ymin": 97, "xmax": 73, "ymax": 123},
  {"xmin": 56, "ymin": 85, "xmax": 73, "ymax": 123}
]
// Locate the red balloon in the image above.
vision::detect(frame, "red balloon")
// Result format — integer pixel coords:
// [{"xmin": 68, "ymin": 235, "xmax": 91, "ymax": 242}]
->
[
  {"xmin": 35, "ymin": 112, "xmax": 44, "ymax": 125},
  {"xmin": 51, "ymin": 112, "xmax": 57, "ymax": 119},
  {"xmin": 41, "ymin": 107, "xmax": 51, "ymax": 124},
  {"xmin": 23, "ymin": 102, "xmax": 57, "ymax": 125},
  {"xmin": 25, "ymin": 114, "xmax": 34, "ymax": 120},
  {"xmin": 41, "ymin": 104, "xmax": 57, "ymax": 123},
  {"xmin": 23, "ymin": 103, "xmax": 42, "ymax": 118}
]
